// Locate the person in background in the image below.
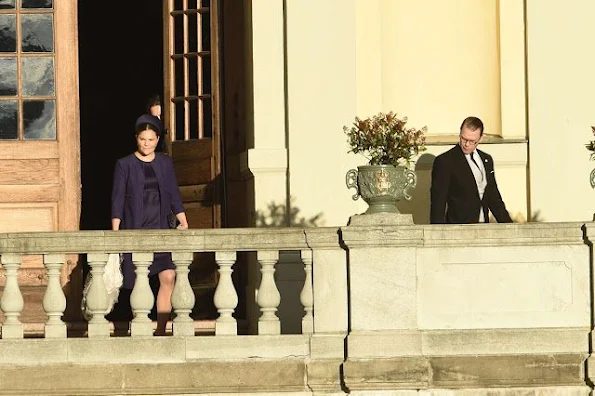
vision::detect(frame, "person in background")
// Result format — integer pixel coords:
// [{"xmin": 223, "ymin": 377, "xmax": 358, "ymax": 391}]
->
[
  {"xmin": 111, "ymin": 113, "xmax": 188, "ymax": 335},
  {"xmin": 430, "ymin": 116, "xmax": 512, "ymax": 224},
  {"xmin": 146, "ymin": 94, "xmax": 167, "ymax": 152}
]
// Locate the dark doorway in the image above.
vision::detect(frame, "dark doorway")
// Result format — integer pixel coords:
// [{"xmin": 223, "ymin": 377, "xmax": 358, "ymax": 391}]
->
[{"xmin": 78, "ymin": 0, "xmax": 164, "ymax": 230}]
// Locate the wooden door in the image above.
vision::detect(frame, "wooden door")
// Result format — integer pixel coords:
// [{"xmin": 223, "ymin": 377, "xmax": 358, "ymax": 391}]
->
[
  {"xmin": 163, "ymin": 0, "xmax": 222, "ymax": 229},
  {"xmin": 163, "ymin": 0, "xmax": 222, "ymax": 322},
  {"xmin": 0, "ymin": 0, "xmax": 81, "ymax": 329}
]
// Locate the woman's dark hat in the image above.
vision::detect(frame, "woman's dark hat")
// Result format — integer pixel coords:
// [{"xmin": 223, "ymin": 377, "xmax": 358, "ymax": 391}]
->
[{"xmin": 135, "ymin": 114, "xmax": 163, "ymax": 135}]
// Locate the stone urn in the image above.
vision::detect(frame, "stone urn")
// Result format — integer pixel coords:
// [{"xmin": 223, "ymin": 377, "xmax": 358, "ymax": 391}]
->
[{"xmin": 345, "ymin": 164, "xmax": 417, "ymax": 214}]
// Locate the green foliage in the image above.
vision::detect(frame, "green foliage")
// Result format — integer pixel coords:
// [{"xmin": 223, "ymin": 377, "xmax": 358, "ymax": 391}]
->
[
  {"xmin": 344, "ymin": 111, "xmax": 427, "ymax": 167},
  {"xmin": 587, "ymin": 126, "xmax": 595, "ymax": 161}
]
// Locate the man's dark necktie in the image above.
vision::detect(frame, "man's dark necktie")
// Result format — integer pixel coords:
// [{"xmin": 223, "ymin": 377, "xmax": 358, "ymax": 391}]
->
[{"xmin": 469, "ymin": 153, "xmax": 484, "ymax": 182}]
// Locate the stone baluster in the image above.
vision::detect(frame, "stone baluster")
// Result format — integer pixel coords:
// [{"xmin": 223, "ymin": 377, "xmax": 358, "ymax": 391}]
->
[
  {"xmin": 171, "ymin": 252, "xmax": 195, "ymax": 336},
  {"xmin": 130, "ymin": 252, "xmax": 154, "ymax": 336},
  {"xmin": 256, "ymin": 250, "xmax": 280, "ymax": 335},
  {"xmin": 43, "ymin": 254, "xmax": 67, "ymax": 338},
  {"xmin": 214, "ymin": 251, "xmax": 238, "ymax": 335},
  {"xmin": 0, "ymin": 254, "xmax": 24, "ymax": 339},
  {"xmin": 86, "ymin": 253, "xmax": 110, "ymax": 337},
  {"xmin": 300, "ymin": 249, "xmax": 314, "ymax": 334}
]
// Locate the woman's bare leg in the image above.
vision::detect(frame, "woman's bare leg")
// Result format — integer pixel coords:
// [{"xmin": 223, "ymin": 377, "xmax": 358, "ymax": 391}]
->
[{"xmin": 155, "ymin": 269, "xmax": 176, "ymax": 335}]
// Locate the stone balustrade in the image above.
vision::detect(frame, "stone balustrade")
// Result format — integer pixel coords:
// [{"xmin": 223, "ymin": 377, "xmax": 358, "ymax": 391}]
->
[
  {"xmin": 0, "ymin": 228, "xmax": 339, "ymax": 340},
  {"xmin": 0, "ymin": 220, "xmax": 594, "ymax": 395}
]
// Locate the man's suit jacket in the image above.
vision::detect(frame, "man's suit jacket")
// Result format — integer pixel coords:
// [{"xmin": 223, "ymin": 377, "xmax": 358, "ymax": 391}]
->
[{"xmin": 430, "ymin": 144, "xmax": 512, "ymax": 224}]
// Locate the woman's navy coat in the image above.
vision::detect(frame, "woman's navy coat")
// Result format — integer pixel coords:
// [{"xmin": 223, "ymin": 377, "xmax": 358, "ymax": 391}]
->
[{"xmin": 111, "ymin": 153, "xmax": 185, "ymax": 230}]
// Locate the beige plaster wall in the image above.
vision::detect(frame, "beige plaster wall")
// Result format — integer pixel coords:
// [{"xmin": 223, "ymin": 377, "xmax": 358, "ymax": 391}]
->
[
  {"xmin": 249, "ymin": 0, "xmax": 594, "ymax": 225},
  {"xmin": 526, "ymin": 1, "xmax": 595, "ymax": 222},
  {"xmin": 355, "ymin": 0, "xmax": 506, "ymax": 137},
  {"xmin": 285, "ymin": 0, "xmax": 368, "ymax": 226},
  {"xmin": 281, "ymin": 0, "xmax": 528, "ymax": 226}
]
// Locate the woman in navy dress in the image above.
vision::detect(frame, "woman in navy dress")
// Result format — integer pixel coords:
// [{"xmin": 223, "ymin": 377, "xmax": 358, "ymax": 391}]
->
[{"xmin": 111, "ymin": 114, "xmax": 188, "ymax": 335}]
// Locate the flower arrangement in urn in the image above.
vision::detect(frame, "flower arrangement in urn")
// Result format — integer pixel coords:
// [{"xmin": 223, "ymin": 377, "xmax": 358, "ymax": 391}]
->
[
  {"xmin": 344, "ymin": 112, "xmax": 428, "ymax": 215},
  {"xmin": 343, "ymin": 111, "xmax": 427, "ymax": 167}
]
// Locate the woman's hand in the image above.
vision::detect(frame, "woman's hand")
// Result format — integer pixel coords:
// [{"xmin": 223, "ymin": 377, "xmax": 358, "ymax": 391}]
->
[{"xmin": 175, "ymin": 212, "xmax": 189, "ymax": 230}]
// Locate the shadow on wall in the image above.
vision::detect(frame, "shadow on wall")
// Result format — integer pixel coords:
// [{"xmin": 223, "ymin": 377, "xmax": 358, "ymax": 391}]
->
[
  {"xmin": 495, "ymin": 210, "xmax": 543, "ymax": 223},
  {"xmin": 396, "ymin": 153, "xmax": 543, "ymax": 225},
  {"xmin": 251, "ymin": 197, "xmax": 322, "ymax": 334},
  {"xmin": 396, "ymin": 153, "xmax": 435, "ymax": 224},
  {"xmin": 255, "ymin": 196, "xmax": 324, "ymax": 227}
]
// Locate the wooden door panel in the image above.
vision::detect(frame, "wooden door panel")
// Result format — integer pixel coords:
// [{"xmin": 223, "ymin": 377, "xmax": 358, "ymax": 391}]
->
[
  {"xmin": 171, "ymin": 139, "xmax": 212, "ymax": 160},
  {"xmin": 185, "ymin": 203, "xmax": 215, "ymax": 229},
  {"xmin": 179, "ymin": 184, "xmax": 212, "ymax": 203},
  {"xmin": 165, "ymin": 0, "xmax": 221, "ymax": 230},
  {"xmin": 172, "ymin": 155, "xmax": 213, "ymax": 185},
  {"xmin": 0, "ymin": 159, "xmax": 60, "ymax": 185}
]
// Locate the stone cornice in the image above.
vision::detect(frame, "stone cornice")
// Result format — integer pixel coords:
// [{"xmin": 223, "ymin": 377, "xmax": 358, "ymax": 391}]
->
[
  {"xmin": 423, "ymin": 222, "xmax": 586, "ymax": 247},
  {"xmin": 303, "ymin": 227, "xmax": 342, "ymax": 249},
  {"xmin": 341, "ymin": 222, "xmax": 587, "ymax": 248}
]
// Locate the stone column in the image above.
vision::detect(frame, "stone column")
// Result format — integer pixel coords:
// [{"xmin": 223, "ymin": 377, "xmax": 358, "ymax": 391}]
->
[
  {"xmin": 130, "ymin": 252, "xmax": 154, "ymax": 336},
  {"xmin": 214, "ymin": 251, "xmax": 238, "ymax": 335},
  {"xmin": 171, "ymin": 252, "xmax": 195, "ymax": 336},
  {"xmin": 43, "ymin": 254, "xmax": 67, "ymax": 338},
  {"xmin": 299, "ymin": 249, "xmax": 313, "ymax": 334},
  {"xmin": 0, "ymin": 254, "xmax": 24, "ymax": 339},
  {"xmin": 340, "ymin": 213, "xmax": 423, "ymax": 391},
  {"xmin": 257, "ymin": 250, "xmax": 280, "ymax": 335},
  {"xmin": 242, "ymin": 0, "xmax": 287, "ymax": 219},
  {"xmin": 86, "ymin": 253, "xmax": 110, "ymax": 338},
  {"xmin": 303, "ymin": 227, "xmax": 348, "ymax": 394}
]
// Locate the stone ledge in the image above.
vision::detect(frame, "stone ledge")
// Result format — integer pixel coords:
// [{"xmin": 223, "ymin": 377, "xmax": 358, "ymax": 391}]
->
[
  {"xmin": 0, "ymin": 335, "xmax": 316, "ymax": 364},
  {"xmin": 418, "ymin": 387, "xmax": 590, "ymax": 396},
  {"xmin": 347, "ymin": 328, "xmax": 590, "ymax": 358},
  {"xmin": 0, "ymin": 360, "xmax": 308, "ymax": 395},
  {"xmin": 343, "ymin": 354, "xmax": 587, "ymax": 391},
  {"xmin": 422, "ymin": 222, "xmax": 586, "ymax": 247}
]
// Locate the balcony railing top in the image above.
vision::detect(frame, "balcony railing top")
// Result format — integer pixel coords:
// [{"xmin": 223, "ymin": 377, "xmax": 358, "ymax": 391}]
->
[
  {"xmin": 0, "ymin": 227, "xmax": 326, "ymax": 254},
  {"xmin": 0, "ymin": 221, "xmax": 588, "ymax": 255}
]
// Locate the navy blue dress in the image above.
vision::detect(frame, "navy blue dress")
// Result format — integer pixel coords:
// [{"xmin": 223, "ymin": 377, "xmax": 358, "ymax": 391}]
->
[{"xmin": 120, "ymin": 158, "xmax": 175, "ymax": 289}]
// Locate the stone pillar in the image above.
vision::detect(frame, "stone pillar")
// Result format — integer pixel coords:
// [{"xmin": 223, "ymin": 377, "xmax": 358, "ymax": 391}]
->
[
  {"xmin": 214, "ymin": 251, "xmax": 238, "ymax": 335},
  {"xmin": 340, "ymin": 213, "xmax": 423, "ymax": 391},
  {"xmin": 171, "ymin": 252, "xmax": 195, "ymax": 336},
  {"xmin": 257, "ymin": 250, "xmax": 280, "ymax": 335},
  {"xmin": 86, "ymin": 253, "xmax": 110, "ymax": 338},
  {"xmin": 130, "ymin": 252, "xmax": 154, "ymax": 336},
  {"xmin": 303, "ymin": 227, "xmax": 349, "ymax": 394},
  {"xmin": 242, "ymin": 0, "xmax": 287, "ymax": 218},
  {"xmin": 341, "ymin": 213, "xmax": 422, "ymax": 334},
  {"xmin": 43, "ymin": 254, "xmax": 67, "ymax": 338},
  {"xmin": 0, "ymin": 254, "xmax": 24, "ymax": 339},
  {"xmin": 299, "ymin": 249, "xmax": 313, "ymax": 334}
]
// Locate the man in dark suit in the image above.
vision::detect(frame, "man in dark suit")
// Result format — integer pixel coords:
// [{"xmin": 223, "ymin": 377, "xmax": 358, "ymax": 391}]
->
[{"xmin": 430, "ymin": 116, "xmax": 512, "ymax": 224}]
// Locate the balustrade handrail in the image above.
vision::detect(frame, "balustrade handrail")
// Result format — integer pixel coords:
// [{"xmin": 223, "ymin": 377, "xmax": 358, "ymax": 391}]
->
[{"xmin": 0, "ymin": 227, "xmax": 313, "ymax": 254}]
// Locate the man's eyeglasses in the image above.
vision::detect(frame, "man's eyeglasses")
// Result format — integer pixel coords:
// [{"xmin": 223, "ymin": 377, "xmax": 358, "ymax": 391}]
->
[{"xmin": 459, "ymin": 136, "xmax": 479, "ymax": 146}]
